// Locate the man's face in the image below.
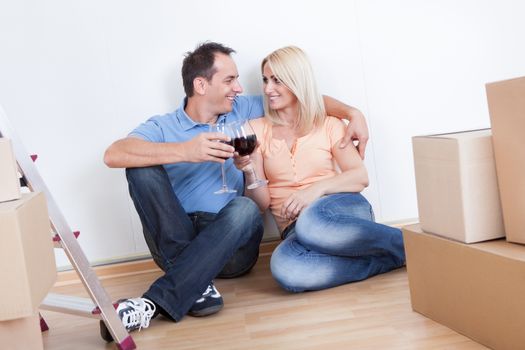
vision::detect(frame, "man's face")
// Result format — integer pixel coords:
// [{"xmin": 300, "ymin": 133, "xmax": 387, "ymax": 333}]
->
[{"xmin": 205, "ymin": 53, "xmax": 243, "ymax": 115}]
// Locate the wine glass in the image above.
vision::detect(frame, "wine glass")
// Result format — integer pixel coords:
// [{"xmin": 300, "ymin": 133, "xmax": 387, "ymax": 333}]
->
[
  {"xmin": 230, "ymin": 119, "xmax": 268, "ymax": 190},
  {"xmin": 209, "ymin": 122, "xmax": 237, "ymax": 194}
]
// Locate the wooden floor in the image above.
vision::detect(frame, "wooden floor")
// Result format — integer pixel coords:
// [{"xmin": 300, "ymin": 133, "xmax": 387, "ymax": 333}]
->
[{"xmin": 41, "ymin": 255, "xmax": 487, "ymax": 350}]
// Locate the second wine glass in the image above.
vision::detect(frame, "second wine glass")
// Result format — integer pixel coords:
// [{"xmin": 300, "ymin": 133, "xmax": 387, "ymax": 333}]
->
[
  {"xmin": 230, "ymin": 119, "xmax": 268, "ymax": 190},
  {"xmin": 209, "ymin": 122, "xmax": 237, "ymax": 194}
]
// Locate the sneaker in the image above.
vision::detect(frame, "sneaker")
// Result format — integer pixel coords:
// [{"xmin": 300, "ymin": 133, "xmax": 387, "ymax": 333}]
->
[
  {"xmin": 187, "ymin": 282, "xmax": 224, "ymax": 317},
  {"xmin": 100, "ymin": 297, "xmax": 156, "ymax": 342}
]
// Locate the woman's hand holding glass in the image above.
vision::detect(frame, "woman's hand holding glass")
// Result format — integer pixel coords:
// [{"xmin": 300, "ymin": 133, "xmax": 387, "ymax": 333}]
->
[
  {"xmin": 233, "ymin": 147, "xmax": 266, "ymax": 188},
  {"xmin": 230, "ymin": 120, "xmax": 268, "ymax": 189}
]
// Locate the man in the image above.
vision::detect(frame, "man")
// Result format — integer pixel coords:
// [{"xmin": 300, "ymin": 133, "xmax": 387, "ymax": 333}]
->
[{"xmin": 103, "ymin": 41, "xmax": 369, "ymax": 336}]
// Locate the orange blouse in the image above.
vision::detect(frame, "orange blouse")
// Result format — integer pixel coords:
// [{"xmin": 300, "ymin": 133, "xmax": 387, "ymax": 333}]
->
[{"xmin": 250, "ymin": 116, "xmax": 346, "ymax": 231}]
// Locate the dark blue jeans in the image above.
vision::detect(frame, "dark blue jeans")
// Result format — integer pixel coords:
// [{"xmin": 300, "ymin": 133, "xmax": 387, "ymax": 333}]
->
[{"xmin": 125, "ymin": 166, "xmax": 264, "ymax": 321}]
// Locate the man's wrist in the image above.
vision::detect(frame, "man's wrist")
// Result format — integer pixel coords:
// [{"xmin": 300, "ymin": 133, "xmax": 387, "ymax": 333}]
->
[{"xmin": 175, "ymin": 141, "xmax": 189, "ymax": 163}]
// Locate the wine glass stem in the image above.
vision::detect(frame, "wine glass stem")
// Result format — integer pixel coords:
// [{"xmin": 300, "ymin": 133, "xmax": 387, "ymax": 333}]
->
[
  {"xmin": 246, "ymin": 162, "xmax": 263, "ymax": 183},
  {"xmin": 221, "ymin": 163, "xmax": 228, "ymax": 190},
  {"xmin": 249, "ymin": 166, "xmax": 258, "ymax": 182}
]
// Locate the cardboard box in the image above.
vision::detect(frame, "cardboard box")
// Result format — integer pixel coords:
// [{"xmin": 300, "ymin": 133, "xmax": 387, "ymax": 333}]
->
[
  {"xmin": 0, "ymin": 312, "xmax": 44, "ymax": 350},
  {"xmin": 0, "ymin": 138, "xmax": 21, "ymax": 202},
  {"xmin": 486, "ymin": 77, "xmax": 525, "ymax": 244},
  {"xmin": 0, "ymin": 192, "xmax": 56, "ymax": 321},
  {"xmin": 412, "ymin": 129, "xmax": 505, "ymax": 243},
  {"xmin": 403, "ymin": 224, "xmax": 525, "ymax": 350}
]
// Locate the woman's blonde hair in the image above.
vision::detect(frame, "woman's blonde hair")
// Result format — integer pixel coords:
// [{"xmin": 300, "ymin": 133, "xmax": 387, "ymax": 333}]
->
[{"xmin": 261, "ymin": 46, "xmax": 326, "ymax": 134}]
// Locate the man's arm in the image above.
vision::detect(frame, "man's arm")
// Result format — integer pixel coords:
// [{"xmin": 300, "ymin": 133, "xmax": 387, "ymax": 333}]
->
[
  {"xmin": 103, "ymin": 133, "xmax": 234, "ymax": 168},
  {"xmin": 322, "ymin": 95, "xmax": 369, "ymax": 159}
]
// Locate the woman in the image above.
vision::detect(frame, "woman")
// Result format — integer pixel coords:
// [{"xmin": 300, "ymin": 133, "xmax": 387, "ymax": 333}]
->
[{"xmin": 234, "ymin": 46, "xmax": 405, "ymax": 292}]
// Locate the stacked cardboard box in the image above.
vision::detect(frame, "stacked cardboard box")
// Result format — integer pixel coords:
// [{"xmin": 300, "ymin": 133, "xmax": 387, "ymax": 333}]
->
[
  {"xmin": 403, "ymin": 224, "xmax": 525, "ymax": 350},
  {"xmin": 412, "ymin": 129, "xmax": 504, "ymax": 243},
  {"xmin": 407, "ymin": 78, "xmax": 525, "ymax": 349},
  {"xmin": 0, "ymin": 138, "xmax": 56, "ymax": 350}
]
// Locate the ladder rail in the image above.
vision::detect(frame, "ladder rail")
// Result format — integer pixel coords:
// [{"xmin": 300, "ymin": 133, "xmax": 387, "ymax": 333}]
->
[{"xmin": 0, "ymin": 105, "xmax": 135, "ymax": 350}]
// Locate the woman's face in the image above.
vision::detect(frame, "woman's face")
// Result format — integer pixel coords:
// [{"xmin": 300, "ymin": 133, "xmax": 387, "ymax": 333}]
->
[{"xmin": 262, "ymin": 63, "xmax": 297, "ymax": 111}]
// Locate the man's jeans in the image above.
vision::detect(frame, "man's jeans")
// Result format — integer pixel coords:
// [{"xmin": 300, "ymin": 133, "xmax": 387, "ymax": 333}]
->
[
  {"xmin": 126, "ymin": 166, "xmax": 264, "ymax": 321},
  {"xmin": 270, "ymin": 193, "xmax": 405, "ymax": 292}
]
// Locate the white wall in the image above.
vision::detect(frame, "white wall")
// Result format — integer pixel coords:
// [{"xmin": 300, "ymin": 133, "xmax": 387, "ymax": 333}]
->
[{"xmin": 1, "ymin": 0, "xmax": 524, "ymax": 268}]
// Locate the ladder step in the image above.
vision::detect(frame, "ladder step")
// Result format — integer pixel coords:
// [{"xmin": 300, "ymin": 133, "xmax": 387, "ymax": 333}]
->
[{"xmin": 41, "ymin": 293, "xmax": 100, "ymax": 319}]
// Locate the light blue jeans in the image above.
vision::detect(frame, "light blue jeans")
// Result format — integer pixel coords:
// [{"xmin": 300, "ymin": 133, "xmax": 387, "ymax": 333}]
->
[{"xmin": 270, "ymin": 193, "xmax": 405, "ymax": 292}]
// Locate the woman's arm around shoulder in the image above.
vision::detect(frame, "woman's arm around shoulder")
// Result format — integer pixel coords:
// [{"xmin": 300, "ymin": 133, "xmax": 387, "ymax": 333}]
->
[{"xmin": 322, "ymin": 95, "xmax": 369, "ymax": 158}]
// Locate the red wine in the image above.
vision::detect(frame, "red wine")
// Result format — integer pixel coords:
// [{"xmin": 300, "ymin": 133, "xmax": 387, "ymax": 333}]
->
[
  {"xmin": 218, "ymin": 140, "xmax": 234, "ymax": 160},
  {"xmin": 233, "ymin": 135, "xmax": 257, "ymax": 156}
]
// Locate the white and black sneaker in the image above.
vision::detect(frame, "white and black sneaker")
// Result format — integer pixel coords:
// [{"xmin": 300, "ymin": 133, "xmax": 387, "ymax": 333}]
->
[
  {"xmin": 187, "ymin": 282, "xmax": 224, "ymax": 317},
  {"xmin": 100, "ymin": 297, "xmax": 156, "ymax": 342}
]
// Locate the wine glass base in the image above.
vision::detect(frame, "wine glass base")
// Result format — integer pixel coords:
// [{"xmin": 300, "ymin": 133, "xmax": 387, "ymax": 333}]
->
[
  {"xmin": 247, "ymin": 179, "xmax": 269, "ymax": 190},
  {"xmin": 214, "ymin": 188, "xmax": 237, "ymax": 195}
]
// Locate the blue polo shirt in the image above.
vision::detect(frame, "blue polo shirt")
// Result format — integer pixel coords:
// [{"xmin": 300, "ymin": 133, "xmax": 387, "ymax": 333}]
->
[{"xmin": 129, "ymin": 95, "xmax": 264, "ymax": 214}]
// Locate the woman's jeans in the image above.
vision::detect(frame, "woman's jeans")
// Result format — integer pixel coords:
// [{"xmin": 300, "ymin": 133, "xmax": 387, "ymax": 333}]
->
[
  {"xmin": 270, "ymin": 193, "xmax": 405, "ymax": 293},
  {"xmin": 125, "ymin": 166, "xmax": 264, "ymax": 321}
]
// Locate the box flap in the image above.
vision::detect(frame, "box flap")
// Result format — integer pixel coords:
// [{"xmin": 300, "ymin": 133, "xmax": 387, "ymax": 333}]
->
[
  {"xmin": 413, "ymin": 128, "xmax": 490, "ymax": 141},
  {"xmin": 0, "ymin": 193, "xmax": 38, "ymax": 213}
]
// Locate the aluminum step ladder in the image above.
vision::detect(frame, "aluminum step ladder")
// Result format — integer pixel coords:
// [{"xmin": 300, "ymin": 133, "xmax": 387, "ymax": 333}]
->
[{"xmin": 0, "ymin": 104, "xmax": 136, "ymax": 350}]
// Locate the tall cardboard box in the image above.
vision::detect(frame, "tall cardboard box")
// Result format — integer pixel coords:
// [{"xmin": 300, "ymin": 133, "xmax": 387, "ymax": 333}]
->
[
  {"xmin": 0, "ymin": 192, "xmax": 56, "ymax": 321},
  {"xmin": 412, "ymin": 129, "xmax": 505, "ymax": 243},
  {"xmin": 403, "ymin": 224, "xmax": 525, "ymax": 350},
  {"xmin": 0, "ymin": 138, "xmax": 21, "ymax": 202},
  {"xmin": 486, "ymin": 76, "xmax": 525, "ymax": 244}
]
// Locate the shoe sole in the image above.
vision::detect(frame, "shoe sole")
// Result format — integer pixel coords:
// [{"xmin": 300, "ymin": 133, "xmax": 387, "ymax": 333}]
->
[{"xmin": 187, "ymin": 304, "xmax": 223, "ymax": 317}]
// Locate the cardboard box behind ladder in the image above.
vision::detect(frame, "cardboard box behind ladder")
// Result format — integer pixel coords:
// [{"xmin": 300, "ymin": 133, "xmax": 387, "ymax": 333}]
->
[{"xmin": 0, "ymin": 192, "xmax": 56, "ymax": 321}]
